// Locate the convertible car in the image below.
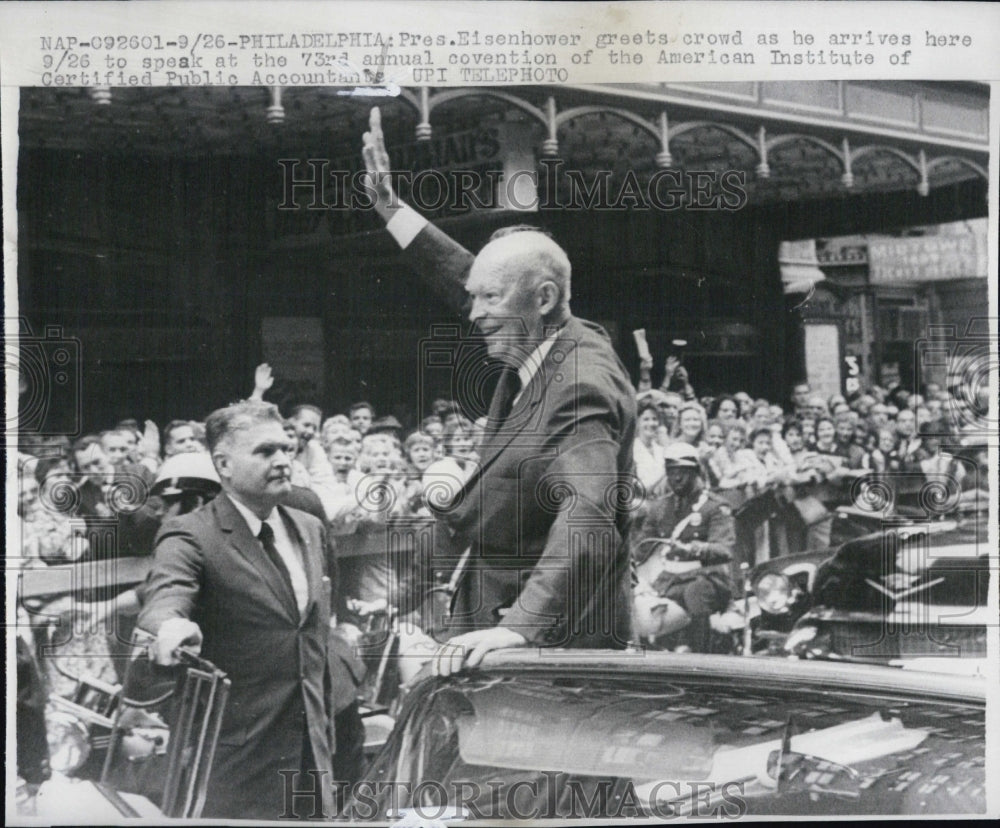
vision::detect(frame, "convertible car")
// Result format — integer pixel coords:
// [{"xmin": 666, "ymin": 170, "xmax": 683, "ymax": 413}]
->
[{"xmin": 347, "ymin": 651, "xmax": 987, "ymax": 821}]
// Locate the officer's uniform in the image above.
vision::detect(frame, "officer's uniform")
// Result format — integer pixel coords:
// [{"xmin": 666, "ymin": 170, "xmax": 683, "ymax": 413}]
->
[{"xmin": 633, "ymin": 444, "xmax": 736, "ymax": 651}]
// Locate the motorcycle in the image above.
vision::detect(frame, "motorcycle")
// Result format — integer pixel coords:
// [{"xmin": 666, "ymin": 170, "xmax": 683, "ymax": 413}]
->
[{"xmin": 632, "ymin": 537, "xmax": 745, "ymax": 654}]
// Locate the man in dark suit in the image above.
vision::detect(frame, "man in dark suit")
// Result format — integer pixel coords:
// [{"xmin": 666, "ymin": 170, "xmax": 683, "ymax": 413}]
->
[
  {"xmin": 138, "ymin": 400, "xmax": 337, "ymax": 819},
  {"xmin": 362, "ymin": 108, "xmax": 637, "ymax": 674}
]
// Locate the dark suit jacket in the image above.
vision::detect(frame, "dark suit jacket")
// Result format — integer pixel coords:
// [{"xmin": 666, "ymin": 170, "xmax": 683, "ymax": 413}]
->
[
  {"xmin": 76, "ymin": 467, "xmax": 161, "ymax": 558},
  {"xmin": 137, "ymin": 493, "xmax": 336, "ymax": 819},
  {"xmin": 404, "ymin": 223, "xmax": 637, "ymax": 648}
]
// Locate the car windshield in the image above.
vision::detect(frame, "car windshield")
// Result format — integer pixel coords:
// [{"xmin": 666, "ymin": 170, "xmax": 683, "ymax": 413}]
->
[{"xmin": 354, "ymin": 673, "xmax": 985, "ymax": 820}]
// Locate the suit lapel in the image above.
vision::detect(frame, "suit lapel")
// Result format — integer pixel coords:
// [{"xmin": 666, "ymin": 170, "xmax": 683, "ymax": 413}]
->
[
  {"xmin": 470, "ymin": 322, "xmax": 581, "ymax": 482},
  {"xmin": 215, "ymin": 494, "xmax": 299, "ymax": 624}
]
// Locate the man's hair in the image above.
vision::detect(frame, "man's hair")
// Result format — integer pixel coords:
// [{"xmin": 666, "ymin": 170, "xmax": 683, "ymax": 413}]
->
[
  {"xmin": 404, "ymin": 431, "xmax": 435, "ymax": 451},
  {"xmin": 724, "ymin": 421, "xmax": 747, "ymax": 438},
  {"xmin": 815, "ymin": 415, "xmax": 836, "ymax": 432},
  {"xmin": 72, "ymin": 434, "xmax": 103, "ymax": 455},
  {"xmin": 163, "ymin": 419, "xmax": 193, "ymax": 442},
  {"xmin": 328, "ymin": 436, "xmax": 357, "ymax": 452},
  {"xmin": 100, "ymin": 428, "xmax": 132, "ymax": 441},
  {"xmin": 349, "ymin": 401, "xmax": 374, "ymax": 416},
  {"xmin": 487, "ymin": 224, "xmax": 555, "ymax": 243},
  {"xmin": 205, "ymin": 400, "xmax": 285, "ymax": 453},
  {"xmin": 709, "ymin": 394, "xmax": 738, "ymax": 419},
  {"xmin": 290, "ymin": 403, "xmax": 323, "ymax": 420},
  {"xmin": 116, "ymin": 418, "xmax": 141, "ymax": 433},
  {"xmin": 782, "ymin": 420, "xmax": 803, "ymax": 438},
  {"xmin": 749, "ymin": 427, "xmax": 773, "ymax": 444},
  {"xmin": 34, "ymin": 455, "xmax": 69, "ymax": 485},
  {"xmin": 431, "ymin": 399, "xmax": 454, "ymax": 418}
]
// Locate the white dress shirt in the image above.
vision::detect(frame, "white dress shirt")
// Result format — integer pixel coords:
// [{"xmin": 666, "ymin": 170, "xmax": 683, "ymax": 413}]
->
[
  {"xmin": 385, "ymin": 202, "xmax": 429, "ymax": 249},
  {"xmin": 229, "ymin": 496, "xmax": 309, "ymax": 615},
  {"xmin": 511, "ymin": 330, "xmax": 560, "ymax": 408}
]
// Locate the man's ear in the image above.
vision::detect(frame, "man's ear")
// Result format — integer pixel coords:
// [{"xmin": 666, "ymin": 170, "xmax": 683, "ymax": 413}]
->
[
  {"xmin": 212, "ymin": 451, "xmax": 230, "ymax": 481},
  {"xmin": 536, "ymin": 280, "xmax": 560, "ymax": 316}
]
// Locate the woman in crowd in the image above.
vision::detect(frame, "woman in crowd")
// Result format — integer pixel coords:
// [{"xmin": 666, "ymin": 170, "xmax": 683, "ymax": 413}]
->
[
  {"xmin": 709, "ymin": 421, "xmax": 747, "ymax": 487},
  {"xmin": 781, "ymin": 422, "xmax": 822, "ymax": 483},
  {"xmin": 673, "ymin": 402, "xmax": 708, "ymax": 449},
  {"xmin": 709, "ymin": 394, "xmax": 741, "ymax": 427},
  {"xmin": 23, "ymin": 456, "xmax": 88, "ymax": 565},
  {"xmin": 633, "ymin": 399, "xmax": 666, "ymax": 497},
  {"xmin": 733, "ymin": 392, "xmax": 755, "ymax": 422},
  {"xmin": 702, "ymin": 420, "xmax": 727, "ymax": 487},
  {"xmin": 866, "ymin": 427, "xmax": 900, "ymax": 474},
  {"xmin": 812, "ymin": 416, "xmax": 840, "ymax": 459}
]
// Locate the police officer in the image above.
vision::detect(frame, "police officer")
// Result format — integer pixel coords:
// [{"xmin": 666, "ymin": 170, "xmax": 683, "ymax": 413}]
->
[{"xmin": 633, "ymin": 443, "xmax": 736, "ymax": 652}]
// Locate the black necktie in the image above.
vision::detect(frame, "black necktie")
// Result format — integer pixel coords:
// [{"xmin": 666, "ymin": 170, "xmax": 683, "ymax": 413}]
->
[
  {"xmin": 492, "ymin": 366, "xmax": 522, "ymax": 429},
  {"xmin": 257, "ymin": 522, "xmax": 296, "ymax": 610}
]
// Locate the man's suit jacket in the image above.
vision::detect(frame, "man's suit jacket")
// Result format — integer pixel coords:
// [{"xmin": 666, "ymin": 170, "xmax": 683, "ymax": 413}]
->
[
  {"xmin": 137, "ymin": 493, "xmax": 336, "ymax": 819},
  {"xmin": 404, "ymin": 223, "xmax": 637, "ymax": 648}
]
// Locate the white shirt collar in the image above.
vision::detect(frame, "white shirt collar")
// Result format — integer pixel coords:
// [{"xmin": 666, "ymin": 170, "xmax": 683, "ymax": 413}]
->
[
  {"xmin": 515, "ymin": 329, "xmax": 560, "ymax": 399},
  {"xmin": 228, "ymin": 494, "xmax": 275, "ymax": 537}
]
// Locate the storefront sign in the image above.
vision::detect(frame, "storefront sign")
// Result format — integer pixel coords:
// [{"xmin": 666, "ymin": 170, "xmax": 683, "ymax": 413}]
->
[
  {"xmin": 816, "ymin": 242, "xmax": 867, "ymax": 266},
  {"xmin": 868, "ymin": 233, "xmax": 985, "ymax": 284}
]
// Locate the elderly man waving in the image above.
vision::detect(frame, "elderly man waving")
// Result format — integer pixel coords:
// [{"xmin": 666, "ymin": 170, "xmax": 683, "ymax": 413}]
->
[{"xmin": 361, "ymin": 109, "xmax": 637, "ymax": 674}]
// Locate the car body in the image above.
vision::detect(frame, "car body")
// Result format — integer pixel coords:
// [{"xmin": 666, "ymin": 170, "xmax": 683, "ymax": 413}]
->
[
  {"xmin": 747, "ymin": 511, "xmax": 989, "ymax": 670},
  {"xmin": 347, "ymin": 651, "xmax": 987, "ymax": 820}
]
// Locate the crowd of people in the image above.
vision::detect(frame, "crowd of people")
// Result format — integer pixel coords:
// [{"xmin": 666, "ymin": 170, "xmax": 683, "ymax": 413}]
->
[
  {"xmin": 634, "ymin": 363, "xmax": 986, "ymax": 549},
  {"xmin": 16, "ymin": 358, "xmax": 987, "ymax": 640}
]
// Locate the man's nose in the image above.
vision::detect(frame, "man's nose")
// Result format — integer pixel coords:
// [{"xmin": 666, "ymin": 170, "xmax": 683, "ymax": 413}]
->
[{"xmin": 468, "ymin": 297, "xmax": 485, "ymax": 323}]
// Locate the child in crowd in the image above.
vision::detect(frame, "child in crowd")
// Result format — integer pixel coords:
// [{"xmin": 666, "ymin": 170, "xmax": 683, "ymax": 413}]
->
[{"xmin": 400, "ymin": 432, "xmax": 436, "ymax": 515}]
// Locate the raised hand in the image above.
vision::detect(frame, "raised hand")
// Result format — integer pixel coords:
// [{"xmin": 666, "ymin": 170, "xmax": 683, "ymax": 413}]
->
[
  {"xmin": 664, "ymin": 355, "xmax": 680, "ymax": 378},
  {"xmin": 140, "ymin": 419, "xmax": 161, "ymax": 459},
  {"xmin": 361, "ymin": 107, "xmax": 398, "ymax": 218},
  {"xmin": 251, "ymin": 363, "xmax": 274, "ymax": 400}
]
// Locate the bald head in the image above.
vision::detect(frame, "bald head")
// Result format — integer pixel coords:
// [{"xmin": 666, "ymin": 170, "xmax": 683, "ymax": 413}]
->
[
  {"xmin": 466, "ymin": 230, "xmax": 572, "ymax": 364},
  {"xmin": 477, "ymin": 231, "xmax": 571, "ymax": 308}
]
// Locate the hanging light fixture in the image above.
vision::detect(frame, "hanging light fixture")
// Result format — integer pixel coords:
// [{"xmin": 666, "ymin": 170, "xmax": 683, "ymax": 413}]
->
[
  {"xmin": 266, "ymin": 86, "xmax": 284, "ymax": 124},
  {"xmin": 88, "ymin": 86, "xmax": 112, "ymax": 105}
]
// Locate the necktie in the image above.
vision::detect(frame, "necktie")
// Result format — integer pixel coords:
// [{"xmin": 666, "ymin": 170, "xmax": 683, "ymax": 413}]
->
[
  {"xmin": 257, "ymin": 522, "xmax": 296, "ymax": 612},
  {"xmin": 492, "ymin": 366, "xmax": 522, "ymax": 429}
]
